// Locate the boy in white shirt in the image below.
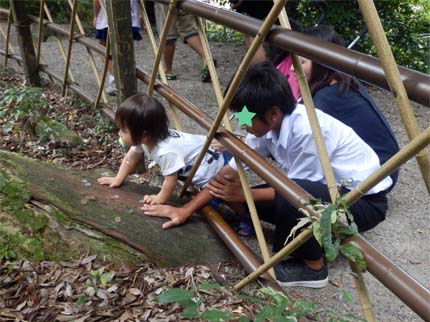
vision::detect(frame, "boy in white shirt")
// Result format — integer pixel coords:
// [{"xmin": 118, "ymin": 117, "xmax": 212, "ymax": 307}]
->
[
  {"xmin": 142, "ymin": 62, "xmax": 394, "ymax": 288},
  {"xmin": 93, "ymin": 0, "xmax": 142, "ymax": 95},
  {"xmin": 98, "ymin": 94, "xmax": 225, "ymax": 205}
]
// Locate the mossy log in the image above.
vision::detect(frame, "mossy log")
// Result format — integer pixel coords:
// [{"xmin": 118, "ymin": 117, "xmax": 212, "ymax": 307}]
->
[{"xmin": 0, "ymin": 150, "xmax": 233, "ymax": 266}]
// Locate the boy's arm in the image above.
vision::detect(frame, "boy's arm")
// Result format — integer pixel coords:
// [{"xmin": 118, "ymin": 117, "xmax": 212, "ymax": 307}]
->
[
  {"xmin": 98, "ymin": 148, "xmax": 143, "ymax": 188},
  {"xmin": 144, "ymin": 173, "xmax": 177, "ymax": 205},
  {"xmin": 93, "ymin": 0, "xmax": 101, "ymax": 27}
]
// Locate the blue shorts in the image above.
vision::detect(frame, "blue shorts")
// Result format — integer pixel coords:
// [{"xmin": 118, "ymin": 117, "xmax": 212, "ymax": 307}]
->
[{"xmin": 94, "ymin": 27, "xmax": 142, "ymax": 41}]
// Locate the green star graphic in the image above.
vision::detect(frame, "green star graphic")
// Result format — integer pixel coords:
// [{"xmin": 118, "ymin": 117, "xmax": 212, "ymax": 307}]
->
[{"xmin": 234, "ymin": 105, "xmax": 256, "ymax": 127}]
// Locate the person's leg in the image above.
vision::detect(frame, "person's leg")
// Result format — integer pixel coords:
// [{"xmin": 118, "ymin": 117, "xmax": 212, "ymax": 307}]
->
[
  {"xmin": 163, "ymin": 40, "xmax": 176, "ymax": 75},
  {"xmin": 185, "ymin": 34, "xmax": 206, "ymax": 64}
]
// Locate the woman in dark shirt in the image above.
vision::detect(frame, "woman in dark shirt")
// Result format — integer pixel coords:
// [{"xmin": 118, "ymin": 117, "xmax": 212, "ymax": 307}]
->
[{"xmin": 300, "ymin": 25, "xmax": 400, "ymax": 185}]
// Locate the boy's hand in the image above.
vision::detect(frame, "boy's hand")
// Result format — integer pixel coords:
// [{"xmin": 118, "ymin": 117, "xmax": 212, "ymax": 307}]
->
[
  {"xmin": 207, "ymin": 172, "xmax": 245, "ymax": 202},
  {"xmin": 143, "ymin": 194, "xmax": 167, "ymax": 205},
  {"xmin": 142, "ymin": 204, "xmax": 191, "ymax": 229},
  {"xmin": 97, "ymin": 176, "xmax": 122, "ymax": 188}
]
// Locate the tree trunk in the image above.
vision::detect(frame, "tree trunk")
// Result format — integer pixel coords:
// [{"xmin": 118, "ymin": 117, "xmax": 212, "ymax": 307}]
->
[{"xmin": 0, "ymin": 150, "xmax": 233, "ymax": 266}]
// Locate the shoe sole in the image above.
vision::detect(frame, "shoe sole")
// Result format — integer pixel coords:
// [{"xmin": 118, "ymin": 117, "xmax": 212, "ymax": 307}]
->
[{"xmin": 277, "ymin": 277, "xmax": 328, "ymax": 289}]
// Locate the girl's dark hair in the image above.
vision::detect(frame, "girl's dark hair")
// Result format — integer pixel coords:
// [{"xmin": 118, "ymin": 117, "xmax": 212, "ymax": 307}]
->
[
  {"xmin": 115, "ymin": 94, "xmax": 169, "ymax": 146},
  {"xmin": 269, "ymin": 18, "xmax": 302, "ymax": 66},
  {"xmin": 303, "ymin": 25, "xmax": 358, "ymax": 95},
  {"xmin": 229, "ymin": 61, "xmax": 296, "ymax": 118}
]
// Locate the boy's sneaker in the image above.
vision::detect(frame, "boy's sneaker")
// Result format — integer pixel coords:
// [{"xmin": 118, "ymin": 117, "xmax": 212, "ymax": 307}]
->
[
  {"xmin": 105, "ymin": 75, "xmax": 117, "ymax": 96},
  {"xmin": 275, "ymin": 258, "xmax": 328, "ymax": 289},
  {"xmin": 201, "ymin": 59, "xmax": 217, "ymax": 83}
]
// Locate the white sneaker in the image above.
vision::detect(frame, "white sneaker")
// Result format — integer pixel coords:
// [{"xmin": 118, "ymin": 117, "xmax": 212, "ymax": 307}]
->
[{"xmin": 105, "ymin": 75, "xmax": 117, "ymax": 96}]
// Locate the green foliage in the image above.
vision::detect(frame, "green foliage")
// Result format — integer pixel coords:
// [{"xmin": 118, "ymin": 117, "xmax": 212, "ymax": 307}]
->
[
  {"xmin": 293, "ymin": 0, "xmax": 430, "ymax": 73},
  {"xmin": 291, "ymin": 196, "xmax": 366, "ymax": 272},
  {"xmin": 36, "ymin": 118, "xmax": 68, "ymax": 143},
  {"xmin": 0, "ymin": 176, "xmax": 31, "ymax": 211},
  {"xmin": 155, "ymin": 283, "xmax": 233, "ymax": 321},
  {"xmin": 206, "ymin": 21, "xmax": 242, "ymax": 43},
  {"xmin": 0, "ymin": 86, "xmax": 47, "ymax": 138}
]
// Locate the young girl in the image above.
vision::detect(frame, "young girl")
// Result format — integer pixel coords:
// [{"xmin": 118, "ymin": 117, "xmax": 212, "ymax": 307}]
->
[
  {"xmin": 299, "ymin": 25, "xmax": 400, "ymax": 185},
  {"xmin": 98, "ymin": 94, "xmax": 225, "ymax": 205}
]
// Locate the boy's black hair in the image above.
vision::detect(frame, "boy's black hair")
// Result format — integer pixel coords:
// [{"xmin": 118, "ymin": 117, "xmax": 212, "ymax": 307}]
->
[
  {"xmin": 115, "ymin": 94, "xmax": 169, "ymax": 146},
  {"xmin": 302, "ymin": 25, "xmax": 358, "ymax": 95},
  {"xmin": 229, "ymin": 61, "xmax": 296, "ymax": 119}
]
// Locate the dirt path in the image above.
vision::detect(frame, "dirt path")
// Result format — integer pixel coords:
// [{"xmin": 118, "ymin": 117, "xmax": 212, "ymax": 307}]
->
[{"xmin": 3, "ymin": 25, "xmax": 430, "ymax": 321}]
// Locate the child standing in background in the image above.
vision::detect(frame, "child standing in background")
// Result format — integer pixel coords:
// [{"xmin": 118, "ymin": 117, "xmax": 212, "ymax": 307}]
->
[
  {"xmin": 93, "ymin": 0, "xmax": 142, "ymax": 95},
  {"xmin": 98, "ymin": 94, "xmax": 226, "ymax": 206}
]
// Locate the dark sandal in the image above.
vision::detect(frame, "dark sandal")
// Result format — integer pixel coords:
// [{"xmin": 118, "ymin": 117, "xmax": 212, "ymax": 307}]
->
[{"xmin": 235, "ymin": 221, "xmax": 255, "ymax": 238}]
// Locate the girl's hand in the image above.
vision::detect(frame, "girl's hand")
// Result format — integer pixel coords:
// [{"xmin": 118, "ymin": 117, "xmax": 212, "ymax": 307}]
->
[
  {"xmin": 143, "ymin": 194, "xmax": 167, "ymax": 205},
  {"xmin": 142, "ymin": 204, "xmax": 191, "ymax": 229},
  {"xmin": 97, "ymin": 176, "xmax": 122, "ymax": 188}
]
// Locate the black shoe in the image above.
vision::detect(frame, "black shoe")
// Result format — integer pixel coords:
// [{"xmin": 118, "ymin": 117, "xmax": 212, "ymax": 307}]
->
[
  {"xmin": 275, "ymin": 258, "xmax": 328, "ymax": 289},
  {"xmin": 201, "ymin": 59, "xmax": 217, "ymax": 83}
]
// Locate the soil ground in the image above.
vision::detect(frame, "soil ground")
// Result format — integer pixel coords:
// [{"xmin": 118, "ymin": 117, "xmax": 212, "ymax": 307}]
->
[{"xmin": 1, "ymin": 22, "xmax": 429, "ymax": 322}]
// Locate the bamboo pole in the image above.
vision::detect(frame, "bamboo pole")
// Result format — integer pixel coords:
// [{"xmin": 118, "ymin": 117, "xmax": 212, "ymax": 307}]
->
[
  {"xmin": 194, "ymin": 16, "xmax": 275, "ymax": 279},
  {"xmin": 61, "ymin": 0, "xmax": 78, "ymax": 96},
  {"xmin": 357, "ymin": 0, "xmax": 430, "ymax": 193},
  {"xmin": 139, "ymin": 0, "xmax": 181, "ymax": 130},
  {"xmin": 67, "ymin": 0, "xmax": 108, "ymax": 104},
  {"xmin": 44, "ymin": 4, "xmax": 75, "ymax": 83},
  {"xmin": 3, "ymin": 8, "xmax": 13, "ymax": 66},
  {"xmin": 35, "ymin": 0, "xmax": 45, "ymax": 67},
  {"xmin": 94, "ymin": 36, "xmax": 110, "ymax": 109},
  {"xmin": 147, "ymin": 0, "xmax": 176, "ymax": 96},
  {"xmin": 179, "ymin": 0, "xmax": 288, "ymax": 196},
  {"xmin": 277, "ymin": 5, "xmax": 376, "ymax": 321}
]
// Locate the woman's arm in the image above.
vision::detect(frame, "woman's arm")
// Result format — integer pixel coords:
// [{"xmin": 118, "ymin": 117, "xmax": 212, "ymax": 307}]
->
[{"xmin": 93, "ymin": 0, "xmax": 101, "ymax": 28}]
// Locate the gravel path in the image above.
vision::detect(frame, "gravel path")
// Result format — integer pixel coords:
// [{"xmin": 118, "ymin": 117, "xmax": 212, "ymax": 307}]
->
[{"xmin": 2, "ymin": 25, "xmax": 430, "ymax": 321}]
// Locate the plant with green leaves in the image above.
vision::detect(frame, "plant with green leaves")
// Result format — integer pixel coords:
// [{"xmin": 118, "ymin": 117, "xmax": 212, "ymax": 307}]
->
[
  {"xmin": 288, "ymin": 196, "xmax": 366, "ymax": 272},
  {"xmin": 0, "ymin": 86, "xmax": 48, "ymax": 138},
  {"xmin": 155, "ymin": 282, "xmax": 234, "ymax": 321}
]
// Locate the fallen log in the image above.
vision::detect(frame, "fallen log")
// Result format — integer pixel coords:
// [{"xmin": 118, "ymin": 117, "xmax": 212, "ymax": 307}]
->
[{"xmin": 0, "ymin": 150, "xmax": 234, "ymax": 266}]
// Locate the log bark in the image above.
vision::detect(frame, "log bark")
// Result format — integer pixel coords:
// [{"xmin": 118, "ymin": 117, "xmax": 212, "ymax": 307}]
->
[{"xmin": 0, "ymin": 150, "xmax": 233, "ymax": 266}]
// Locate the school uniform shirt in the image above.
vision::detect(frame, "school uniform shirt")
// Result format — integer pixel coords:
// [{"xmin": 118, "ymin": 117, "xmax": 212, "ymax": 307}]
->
[
  {"xmin": 130, "ymin": 130, "xmax": 225, "ymax": 187},
  {"xmin": 95, "ymin": 0, "xmax": 141, "ymax": 29},
  {"xmin": 229, "ymin": 104, "xmax": 393, "ymax": 194}
]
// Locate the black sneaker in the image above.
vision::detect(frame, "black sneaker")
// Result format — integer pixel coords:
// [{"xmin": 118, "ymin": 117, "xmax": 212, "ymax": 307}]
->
[
  {"xmin": 201, "ymin": 59, "xmax": 217, "ymax": 83},
  {"xmin": 275, "ymin": 258, "xmax": 328, "ymax": 289}
]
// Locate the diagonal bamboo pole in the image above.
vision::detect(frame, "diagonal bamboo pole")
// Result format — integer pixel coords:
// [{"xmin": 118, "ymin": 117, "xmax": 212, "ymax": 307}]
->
[
  {"xmin": 61, "ymin": 0, "xmax": 78, "ymax": 96},
  {"xmin": 357, "ymin": 0, "xmax": 430, "ymax": 193},
  {"xmin": 67, "ymin": 0, "xmax": 107, "ymax": 104},
  {"xmin": 194, "ymin": 16, "xmax": 275, "ymax": 279},
  {"xmin": 35, "ymin": 0, "xmax": 45, "ymax": 67},
  {"xmin": 94, "ymin": 35, "xmax": 110, "ymax": 110},
  {"xmin": 146, "ymin": 0, "xmax": 181, "ymax": 130},
  {"xmin": 147, "ymin": 0, "xmax": 176, "ymax": 96},
  {"xmin": 44, "ymin": 3, "xmax": 75, "ymax": 83},
  {"xmin": 139, "ymin": 0, "xmax": 181, "ymax": 130},
  {"xmin": 234, "ymin": 126, "xmax": 430, "ymax": 291},
  {"xmin": 276, "ymin": 5, "xmax": 375, "ymax": 320},
  {"xmin": 179, "ymin": 0, "xmax": 288, "ymax": 197}
]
